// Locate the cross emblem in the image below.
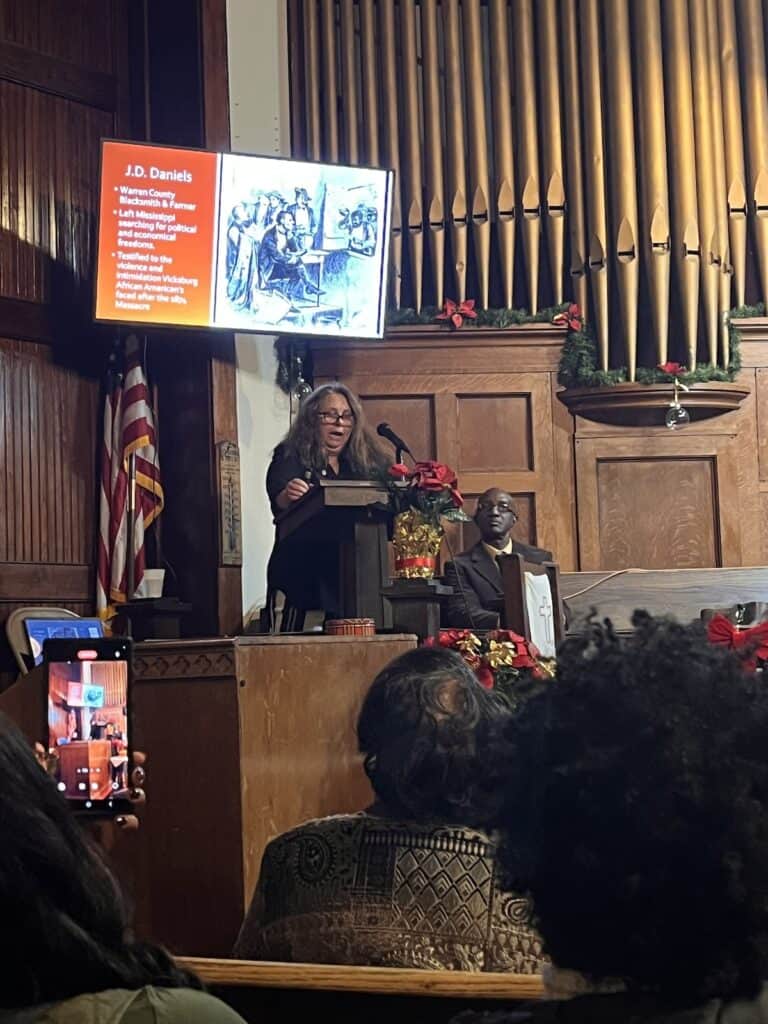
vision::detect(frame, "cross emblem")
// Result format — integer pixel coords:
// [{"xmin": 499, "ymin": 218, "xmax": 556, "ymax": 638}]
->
[{"xmin": 538, "ymin": 595, "xmax": 554, "ymax": 644}]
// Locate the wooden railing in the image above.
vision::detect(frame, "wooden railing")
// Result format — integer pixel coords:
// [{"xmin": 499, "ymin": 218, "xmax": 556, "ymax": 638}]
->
[{"xmin": 177, "ymin": 957, "xmax": 545, "ymax": 1000}]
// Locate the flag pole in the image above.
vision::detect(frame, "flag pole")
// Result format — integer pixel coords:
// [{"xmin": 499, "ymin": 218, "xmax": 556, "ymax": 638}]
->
[
  {"xmin": 124, "ymin": 330, "xmax": 136, "ymax": 603},
  {"xmin": 127, "ymin": 449, "xmax": 136, "ymax": 600}
]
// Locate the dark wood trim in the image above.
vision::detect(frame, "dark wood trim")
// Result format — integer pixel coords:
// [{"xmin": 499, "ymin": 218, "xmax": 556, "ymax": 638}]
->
[
  {"xmin": 200, "ymin": 0, "xmax": 242, "ymax": 633},
  {"xmin": 0, "ymin": 298, "xmax": 53, "ymax": 344},
  {"xmin": 288, "ymin": 0, "xmax": 306, "ymax": 157},
  {"xmin": 0, "ymin": 39, "xmax": 117, "ymax": 111},
  {"xmin": 0, "ymin": 564, "xmax": 92, "ymax": 601},
  {"xmin": 200, "ymin": 0, "xmax": 231, "ymax": 151}
]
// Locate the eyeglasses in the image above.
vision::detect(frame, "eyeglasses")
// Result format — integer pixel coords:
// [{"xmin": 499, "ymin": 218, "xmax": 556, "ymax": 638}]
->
[
  {"xmin": 477, "ymin": 501, "xmax": 517, "ymax": 516},
  {"xmin": 317, "ymin": 411, "xmax": 355, "ymax": 425}
]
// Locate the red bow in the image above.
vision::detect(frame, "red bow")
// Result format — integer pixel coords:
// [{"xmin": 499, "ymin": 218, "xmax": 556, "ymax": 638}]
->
[
  {"xmin": 658, "ymin": 361, "xmax": 686, "ymax": 375},
  {"xmin": 436, "ymin": 298, "xmax": 478, "ymax": 329},
  {"xmin": 707, "ymin": 613, "xmax": 768, "ymax": 671},
  {"xmin": 552, "ymin": 303, "xmax": 584, "ymax": 331}
]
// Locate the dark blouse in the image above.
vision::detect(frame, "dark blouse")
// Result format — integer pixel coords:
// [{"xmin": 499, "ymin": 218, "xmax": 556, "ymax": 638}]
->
[
  {"xmin": 265, "ymin": 444, "xmax": 360, "ymax": 518},
  {"xmin": 265, "ymin": 444, "xmax": 368, "ymax": 616}
]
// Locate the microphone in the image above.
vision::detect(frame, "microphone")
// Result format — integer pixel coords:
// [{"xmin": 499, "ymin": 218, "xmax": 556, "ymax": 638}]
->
[{"xmin": 377, "ymin": 422, "xmax": 413, "ymax": 457}]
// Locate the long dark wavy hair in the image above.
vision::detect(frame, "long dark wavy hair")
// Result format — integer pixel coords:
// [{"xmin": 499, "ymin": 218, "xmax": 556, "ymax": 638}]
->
[
  {"xmin": 357, "ymin": 646, "xmax": 512, "ymax": 828},
  {"xmin": 277, "ymin": 382, "xmax": 388, "ymax": 476},
  {"xmin": 0, "ymin": 712, "xmax": 201, "ymax": 1009},
  {"xmin": 490, "ymin": 613, "xmax": 768, "ymax": 1001}
]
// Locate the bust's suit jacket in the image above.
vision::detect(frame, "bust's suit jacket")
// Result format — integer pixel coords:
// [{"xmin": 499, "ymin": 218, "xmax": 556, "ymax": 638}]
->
[{"xmin": 443, "ymin": 539, "xmax": 553, "ymax": 630}]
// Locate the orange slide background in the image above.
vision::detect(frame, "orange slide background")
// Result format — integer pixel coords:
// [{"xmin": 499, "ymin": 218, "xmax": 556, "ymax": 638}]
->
[{"xmin": 95, "ymin": 141, "xmax": 219, "ymax": 327}]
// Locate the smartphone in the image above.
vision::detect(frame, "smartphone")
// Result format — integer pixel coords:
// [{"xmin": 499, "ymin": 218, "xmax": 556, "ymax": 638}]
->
[{"xmin": 42, "ymin": 637, "xmax": 133, "ymax": 816}]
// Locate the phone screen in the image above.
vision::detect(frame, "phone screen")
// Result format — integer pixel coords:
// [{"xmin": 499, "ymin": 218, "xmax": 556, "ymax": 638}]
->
[{"xmin": 43, "ymin": 638, "xmax": 132, "ymax": 815}]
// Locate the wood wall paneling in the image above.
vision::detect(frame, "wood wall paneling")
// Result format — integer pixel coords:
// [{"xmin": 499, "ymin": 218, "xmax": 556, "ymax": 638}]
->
[
  {"xmin": 0, "ymin": 1, "xmax": 116, "ymax": 73},
  {"xmin": 0, "ymin": 0, "xmax": 129, "ymax": 686},
  {"xmin": 456, "ymin": 394, "xmax": 532, "ymax": 472},
  {"xmin": 575, "ymin": 435, "xmax": 743, "ymax": 571},
  {"xmin": 0, "ymin": 339, "xmax": 98, "ymax": 565},
  {"xmin": 596, "ymin": 458, "xmax": 719, "ymax": 570},
  {"xmin": 358, "ymin": 394, "xmax": 436, "ymax": 461}
]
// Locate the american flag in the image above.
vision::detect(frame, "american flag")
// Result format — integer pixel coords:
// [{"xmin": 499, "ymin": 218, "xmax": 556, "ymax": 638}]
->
[{"xmin": 97, "ymin": 335, "xmax": 164, "ymax": 619}]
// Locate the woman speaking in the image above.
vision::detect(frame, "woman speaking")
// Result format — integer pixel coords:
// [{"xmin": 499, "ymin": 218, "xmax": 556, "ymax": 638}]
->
[{"xmin": 265, "ymin": 383, "xmax": 388, "ymax": 630}]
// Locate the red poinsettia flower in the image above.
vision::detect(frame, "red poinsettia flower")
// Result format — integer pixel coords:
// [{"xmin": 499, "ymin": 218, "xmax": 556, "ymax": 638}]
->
[
  {"xmin": 436, "ymin": 298, "xmax": 478, "ymax": 329},
  {"xmin": 475, "ymin": 664, "xmax": 495, "ymax": 690},
  {"xmin": 552, "ymin": 303, "xmax": 584, "ymax": 331},
  {"xmin": 658, "ymin": 361, "xmax": 686, "ymax": 375},
  {"xmin": 707, "ymin": 613, "xmax": 768, "ymax": 672},
  {"xmin": 412, "ymin": 460, "xmax": 458, "ymax": 491},
  {"xmin": 388, "ymin": 463, "xmax": 411, "ymax": 479},
  {"xmin": 435, "ymin": 629, "xmax": 472, "ymax": 647}
]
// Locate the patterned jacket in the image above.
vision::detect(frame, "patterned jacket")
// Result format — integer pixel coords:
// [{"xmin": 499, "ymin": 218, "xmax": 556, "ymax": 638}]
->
[{"xmin": 234, "ymin": 813, "xmax": 545, "ymax": 973}]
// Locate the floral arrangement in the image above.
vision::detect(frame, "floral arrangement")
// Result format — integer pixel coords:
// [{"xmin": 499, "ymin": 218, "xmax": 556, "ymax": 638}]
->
[
  {"xmin": 386, "ymin": 460, "xmax": 471, "ymax": 527},
  {"xmin": 385, "ymin": 461, "xmax": 470, "ymax": 579},
  {"xmin": 425, "ymin": 628, "xmax": 555, "ymax": 710}
]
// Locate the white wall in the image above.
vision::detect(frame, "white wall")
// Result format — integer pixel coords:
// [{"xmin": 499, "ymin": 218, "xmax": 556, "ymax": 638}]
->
[{"xmin": 226, "ymin": 0, "xmax": 291, "ymax": 625}]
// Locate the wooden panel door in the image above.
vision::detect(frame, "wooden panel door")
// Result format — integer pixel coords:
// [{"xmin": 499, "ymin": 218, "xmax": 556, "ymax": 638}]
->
[{"xmin": 575, "ymin": 434, "xmax": 743, "ymax": 570}]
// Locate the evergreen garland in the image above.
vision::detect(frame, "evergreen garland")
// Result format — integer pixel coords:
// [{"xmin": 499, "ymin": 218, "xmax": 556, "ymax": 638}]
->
[
  {"xmin": 386, "ymin": 303, "xmax": 567, "ymax": 329},
  {"xmin": 273, "ymin": 299, "xmax": 766, "ymax": 392},
  {"xmin": 388, "ymin": 300, "xmax": 748, "ymax": 385}
]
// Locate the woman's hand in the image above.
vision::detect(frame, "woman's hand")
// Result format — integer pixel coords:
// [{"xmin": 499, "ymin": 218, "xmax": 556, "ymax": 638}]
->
[
  {"xmin": 114, "ymin": 750, "xmax": 147, "ymax": 832},
  {"xmin": 277, "ymin": 477, "xmax": 311, "ymax": 509}
]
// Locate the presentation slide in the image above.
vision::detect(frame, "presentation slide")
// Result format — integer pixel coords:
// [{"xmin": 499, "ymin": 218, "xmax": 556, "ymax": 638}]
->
[{"xmin": 95, "ymin": 140, "xmax": 393, "ymax": 339}]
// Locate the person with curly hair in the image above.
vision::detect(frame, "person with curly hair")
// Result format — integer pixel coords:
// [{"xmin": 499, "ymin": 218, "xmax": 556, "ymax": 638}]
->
[
  {"xmin": 234, "ymin": 646, "xmax": 545, "ymax": 972},
  {"xmin": 264, "ymin": 382, "xmax": 389, "ymax": 630},
  {"xmin": 0, "ymin": 712, "xmax": 245, "ymax": 1023},
  {"xmin": 458, "ymin": 613, "xmax": 768, "ymax": 1023}
]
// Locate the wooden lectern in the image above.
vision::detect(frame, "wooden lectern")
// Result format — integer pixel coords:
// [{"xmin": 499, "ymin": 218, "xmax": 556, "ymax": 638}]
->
[{"xmin": 275, "ymin": 480, "xmax": 393, "ymax": 628}]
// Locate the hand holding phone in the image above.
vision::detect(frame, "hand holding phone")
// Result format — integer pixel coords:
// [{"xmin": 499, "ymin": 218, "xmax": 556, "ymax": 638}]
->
[{"xmin": 43, "ymin": 637, "xmax": 133, "ymax": 818}]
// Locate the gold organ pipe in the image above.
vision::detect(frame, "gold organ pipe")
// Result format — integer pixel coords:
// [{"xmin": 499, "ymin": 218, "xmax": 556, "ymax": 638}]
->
[
  {"xmin": 489, "ymin": 0, "xmax": 516, "ymax": 309},
  {"xmin": 400, "ymin": 0, "xmax": 424, "ymax": 312},
  {"xmin": 736, "ymin": 0, "xmax": 768, "ymax": 310},
  {"xmin": 443, "ymin": 0, "xmax": 468, "ymax": 302},
  {"xmin": 359, "ymin": 0, "xmax": 379, "ymax": 166},
  {"xmin": 718, "ymin": 0, "xmax": 747, "ymax": 309},
  {"xmin": 339, "ymin": 0, "xmax": 359, "ymax": 165},
  {"xmin": 512, "ymin": 0, "xmax": 541, "ymax": 314},
  {"xmin": 661, "ymin": 0, "xmax": 700, "ymax": 370},
  {"xmin": 421, "ymin": 0, "xmax": 445, "ymax": 308},
  {"xmin": 705, "ymin": 0, "xmax": 732, "ymax": 367},
  {"xmin": 560, "ymin": 0, "xmax": 588, "ymax": 316},
  {"xmin": 689, "ymin": 0, "xmax": 720, "ymax": 365},
  {"xmin": 320, "ymin": 0, "xmax": 339, "ymax": 161},
  {"xmin": 304, "ymin": 0, "xmax": 322, "ymax": 161},
  {"xmin": 579, "ymin": 0, "xmax": 609, "ymax": 370},
  {"xmin": 379, "ymin": 0, "xmax": 402, "ymax": 307},
  {"xmin": 462, "ymin": 0, "xmax": 491, "ymax": 309},
  {"xmin": 633, "ymin": 0, "xmax": 671, "ymax": 365},
  {"xmin": 604, "ymin": 0, "xmax": 639, "ymax": 380},
  {"xmin": 537, "ymin": 0, "xmax": 565, "ymax": 306}
]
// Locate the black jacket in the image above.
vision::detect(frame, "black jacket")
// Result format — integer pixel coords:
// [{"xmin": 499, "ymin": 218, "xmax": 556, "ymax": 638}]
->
[{"xmin": 442, "ymin": 539, "xmax": 553, "ymax": 631}]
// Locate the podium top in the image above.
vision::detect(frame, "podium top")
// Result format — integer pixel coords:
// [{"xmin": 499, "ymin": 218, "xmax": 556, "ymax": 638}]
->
[{"xmin": 275, "ymin": 479, "xmax": 390, "ymax": 543}]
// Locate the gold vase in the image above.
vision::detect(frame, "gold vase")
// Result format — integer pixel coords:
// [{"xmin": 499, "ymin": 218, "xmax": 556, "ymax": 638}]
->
[{"xmin": 392, "ymin": 508, "xmax": 444, "ymax": 579}]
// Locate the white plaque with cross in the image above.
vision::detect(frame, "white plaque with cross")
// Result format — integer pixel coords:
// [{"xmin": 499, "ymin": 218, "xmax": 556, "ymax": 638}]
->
[{"xmin": 524, "ymin": 572, "xmax": 556, "ymax": 658}]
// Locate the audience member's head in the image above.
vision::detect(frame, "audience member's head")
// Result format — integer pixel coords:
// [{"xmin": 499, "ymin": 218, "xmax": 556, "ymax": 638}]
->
[
  {"xmin": 490, "ymin": 613, "xmax": 768, "ymax": 1001},
  {"xmin": 357, "ymin": 645, "xmax": 509, "ymax": 828},
  {"xmin": 0, "ymin": 712, "xmax": 198, "ymax": 1009}
]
